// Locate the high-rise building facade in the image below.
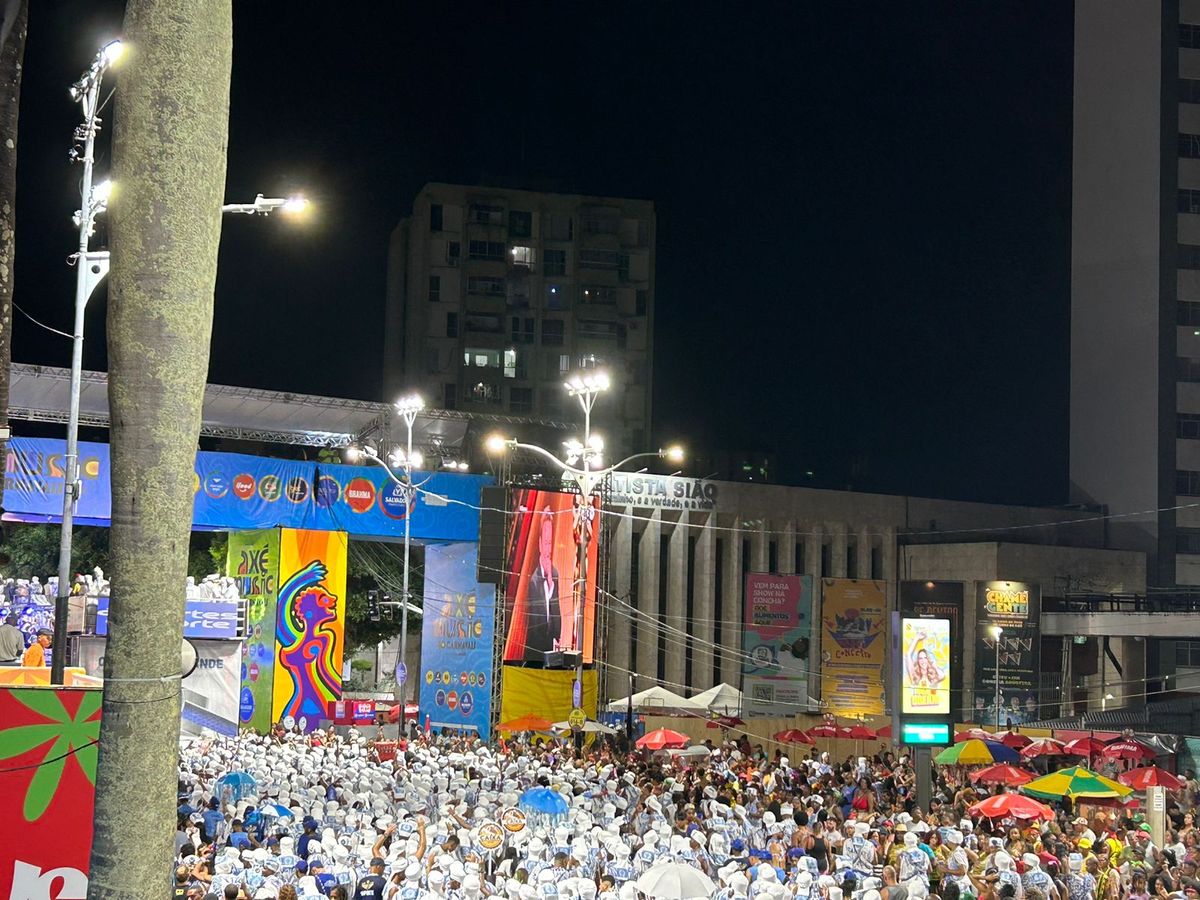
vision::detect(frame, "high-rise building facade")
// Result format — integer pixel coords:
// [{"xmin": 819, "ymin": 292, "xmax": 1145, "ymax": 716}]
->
[
  {"xmin": 383, "ymin": 183, "xmax": 655, "ymax": 458},
  {"xmin": 1070, "ymin": 1, "xmax": 1200, "ymax": 586}
]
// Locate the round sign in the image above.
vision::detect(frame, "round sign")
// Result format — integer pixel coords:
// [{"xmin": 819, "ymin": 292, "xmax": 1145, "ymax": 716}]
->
[
  {"xmin": 181, "ymin": 639, "xmax": 199, "ymax": 679},
  {"xmin": 298, "ymin": 716, "xmax": 308, "ymax": 732},
  {"xmin": 396, "ymin": 662, "xmax": 408, "ymax": 684},
  {"xmin": 500, "ymin": 807, "xmax": 527, "ymax": 834},
  {"xmin": 572, "ymin": 679, "xmax": 582, "ymax": 708},
  {"xmin": 283, "ymin": 715, "xmax": 296, "ymax": 730},
  {"xmin": 477, "ymin": 821, "xmax": 505, "ymax": 851},
  {"xmin": 568, "ymin": 708, "xmax": 586, "ymax": 730}
]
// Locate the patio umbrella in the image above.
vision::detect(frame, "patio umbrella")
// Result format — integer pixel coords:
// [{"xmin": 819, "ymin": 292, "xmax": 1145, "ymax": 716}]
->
[
  {"xmin": 969, "ymin": 764, "xmax": 1035, "ymax": 786},
  {"xmin": 935, "ymin": 739, "xmax": 1020, "ymax": 766},
  {"xmin": 1022, "ymin": 766, "xmax": 1133, "ymax": 800},
  {"xmin": 955, "ymin": 728, "xmax": 996, "ymax": 743},
  {"xmin": 635, "ymin": 861, "xmax": 717, "ymax": 899},
  {"xmin": 1100, "ymin": 739, "xmax": 1156, "ymax": 762},
  {"xmin": 996, "ymin": 731, "xmax": 1032, "ymax": 749},
  {"xmin": 1119, "ymin": 766, "xmax": 1185, "ymax": 791},
  {"xmin": 550, "ymin": 719, "xmax": 618, "ymax": 734},
  {"xmin": 806, "ymin": 723, "xmax": 839, "ymax": 739},
  {"xmin": 636, "ymin": 728, "xmax": 690, "ymax": 751},
  {"xmin": 1062, "ymin": 737, "xmax": 1109, "ymax": 758},
  {"xmin": 1020, "ymin": 738, "xmax": 1067, "ymax": 760},
  {"xmin": 969, "ymin": 793, "xmax": 1054, "ymax": 821},
  {"xmin": 518, "ymin": 787, "xmax": 569, "ymax": 816},
  {"xmin": 215, "ymin": 771, "xmax": 258, "ymax": 803},
  {"xmin": 773, "ymin": 728, "xmax": 815, "ymax": 745},
  {"xmin": 844, "ymin": 724, "xmax": 876, "ymax": 740},
  {"xmin": 259, "ymin": 802, "xmax": 293, "ymax": 820},
  {"xmin": 876, "ymin": 723, "xmax": 892, "ymax": 738},
  {"xmin": 497, "ymin": 715, "xmax": 554, "ymax": 732}
]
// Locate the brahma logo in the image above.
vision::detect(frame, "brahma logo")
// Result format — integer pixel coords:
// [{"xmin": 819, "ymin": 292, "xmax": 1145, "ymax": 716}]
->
[
  {"xmin": 9, "ymin": 861, "xmax": 87, "ymax": 900},
  {"xmin": 345, "ymin": 478, "xmax": 376, "ymax": 513}
]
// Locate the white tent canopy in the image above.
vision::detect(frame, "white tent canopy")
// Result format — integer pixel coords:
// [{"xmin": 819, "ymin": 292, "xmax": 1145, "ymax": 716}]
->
[
  {"xmin": 687, "ymin": 682, "xmax": 742, "ymax": 715},
  {"xmin": 605, "ymin": 685, "xmax": 701, "ymax": 713}
]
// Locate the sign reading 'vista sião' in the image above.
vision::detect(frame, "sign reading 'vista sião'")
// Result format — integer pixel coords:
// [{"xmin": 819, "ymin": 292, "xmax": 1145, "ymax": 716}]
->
[{"xmin": 607, "ymin": 474, "xmax": 719, "ymax": 511}]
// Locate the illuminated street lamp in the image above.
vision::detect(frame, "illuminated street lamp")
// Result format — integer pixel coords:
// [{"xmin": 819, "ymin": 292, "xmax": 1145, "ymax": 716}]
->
[
  {"xmin": 221, "ymin": 193, "xmax": 309, "ymax": 216},
  {"xmin": 990, "ymin": 625, "xmax": 1003, "ymax": 730}
]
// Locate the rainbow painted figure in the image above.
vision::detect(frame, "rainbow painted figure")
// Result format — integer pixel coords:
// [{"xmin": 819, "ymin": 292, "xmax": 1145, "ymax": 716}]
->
[{"xmin": 275, "ymin": 560, "xmax": 342, "ymax": 723}]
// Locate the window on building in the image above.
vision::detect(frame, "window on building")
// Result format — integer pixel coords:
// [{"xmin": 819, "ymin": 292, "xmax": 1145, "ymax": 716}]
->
[
  {"xmin": 1184, "ymin": 79, "xmax": 1200, "ymax": 105},
  {"xmin": 468, "ymin": 382, "xmax": 500, "ymax": 403},
  {"xmin": 443, "ymin": 382, "xmax": 456, "ymax": 409},
  {"xmin": 1182, "ymin": 190, "xmax": 1200, "ymax": 214},
  {"xmin": 1179, "ymin": 529, "xmax": 1200, "ymax": 554},
  {"xmin": 467, "ymin": 275, "xmax": 506, "ymax": 296},
  {"xmin": 504, "ymin": 348, "xmax": 517, "ymax": 378},
  {"xmin": 617, "ymin": 324, "xmax": 627, "ymax": 350},
  {"xmin": 578, "ymin": 248, "xmax": 620, "ymax": 269},
  {"xmin": 1183, "ymin": 23, "xmax": 1200, "ymax": 49},
  {"xmin": 1176, "ymin": 640, "xmax": 1200, "ymax": 665},
  {"xmin": 446, "ymin": 312, "xmax": 458, "ymax": 338},
  {"xmin": 578, "ymin": 320, "xmax": 618, "ymax": 340},
  {"xmin": 636, "ymin": 289, "xmax": 648, "ymax": 316},
  {"xmin": 845, "ymin": 543, "xmax": 857, "ymax": 578},
  {"xmin": 509, "ymin": 210, "xmax": 532, "ymax": 237},
  {"xmin": 510, "ymin": 316, "xmax": 535, "ymax": 344},
  {"xmin": 510, "ymin": 386, "xmax": 533, "ymax": 413},
  {"xmin": 511, "ymin": 245, "xmax": 535, "ymax": 267},
  {"xmin": 447, "ymin": 241, "xmax": 461, "ymax": 265},
  {"xmin": 1180, "ymin": 413, "xmax": 1200, "ymax": 439},
  {"xmin": 578, "ymin": 353, "xmax": 604, "ymax": 369},
  {"xmin": 1180, "ymin": 244, "xmax": 1200, "ymax": 269},
  {"xmin": 581, "ymin": 286, "xmax": 615, "ymax": 304},
  {"xmin": 468, "ymin": 240, "xmax": 506, "ymax": 261},
  {"xmin": 1179, "ymin": 357, "xmax": 1200, "ymax": 383},
  {"xmin": 424, "ymin": 348, "xmax": 439, "ymax": 372},
  {"xmin": 464, "ymin": 348, "xmax": 502, "ymax": 369},
  {"xmin": 546, "ymin": 284, "xmax": 565, "ymax": 309},
  {"xmin": 559, "ymin": 354, "xmax": 570, "ymax": 373},
  {"xmin": 542, "ymin": 320, "xmax": 565, "ymax": 346},
  {"xmin": 618, "ymin": 252, "xmax": 630, "ymax": 280},
  {"xmin": 465, "ymin": 314, "xmax": 502, "ymax": 334},
  {"xmin": 428, "ymin": 274, "xmax": 440, "ymax": 303},
  {"xmin": 547, "ymin": 214, "xmax": 573, "ymax": 241},
  {"xmin": 1181, "ymin": 133, "xmax": 1200, "ymax": 159},
  {"xmin": 469, "ymin": 204, "xmax": 504, "ymax": 226},
  {"xmin": 1181, "ymin": 301, "xmax": 1200, "ymax": 325},
  {"xmin": 430, "ymin": 203, "xmax": 443, "ymax": 232},
  {"xmin": 543, "ymin": 249, "xmax": 567, "ymax": 277},
  {"xmin": 582, "ymin": 216, "xmax": 619, "ymax": 235},
  {"xmin": 1178, "ymin": 469, "xmax": 1200, "ymax": 495}
]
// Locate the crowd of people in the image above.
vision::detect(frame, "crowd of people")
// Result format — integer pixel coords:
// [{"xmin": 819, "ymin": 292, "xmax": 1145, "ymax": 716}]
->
[{"xmin": 171, "ymin": 726, "xmax": 1200, "ymax": 900}]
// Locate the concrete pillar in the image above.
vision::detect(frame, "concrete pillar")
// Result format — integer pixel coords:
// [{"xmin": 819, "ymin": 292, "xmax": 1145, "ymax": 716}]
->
[
  {"xmin": 719, "ymin": 516, "xmax": 743, "ymax": 687},
  {"xmin": 805, "ymin": 524, "xmax": 823, "ymax": 579},
  {"xmin": 607, "ymin": 505, "xmax": 633, "ymax": 697},
  {"xmin": 635, "ymin": 512, "xmax": 661, "ymax": 688},
  {"xmin": 664, "ymin": 512, "xmax": 689, "ymax": 690},
  {"xmin": 692, "ymin": 514, "xmax": 716, "ymax": 692},
  {"xmin": 751, "ymin": 521, "xmax": 768, "ymax": 573},
  {"xmin": 780, "ymin": 521, "xmax": 797, "ymax": 574},
  {"xmin": 856, "ymin": 526, "xmax": 873, "ymax": 579},
  {"xmin": 830, "ymin": 523, "xmax": 848, "ymax": 577}
]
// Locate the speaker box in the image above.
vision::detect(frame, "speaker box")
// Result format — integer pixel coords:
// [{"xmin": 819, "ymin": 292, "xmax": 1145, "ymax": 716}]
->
[
  {"xmin": 476, "ymin": 486, "xmax": 507, "ymax": 583},
  {"xmin": 543, "ymin": 650, "xmax": 564, "ymax": 669},
  {"xmin": 561, "ymin": 650, "xmax": 582, "ymax": 668}
]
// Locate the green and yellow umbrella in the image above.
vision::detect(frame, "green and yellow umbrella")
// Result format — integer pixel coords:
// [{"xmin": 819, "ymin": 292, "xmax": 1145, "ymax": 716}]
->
[
  {"xmin": 1021, "ymin": 765, "xmax": 1133, "ymax": 800},
  {"xmin": 934, "ymin": 739, "xmax": 1020, "ymax": 766}
]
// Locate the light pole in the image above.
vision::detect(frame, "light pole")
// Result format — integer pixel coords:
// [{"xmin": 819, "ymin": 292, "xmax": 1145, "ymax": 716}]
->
[
  {"xmin": 990, "ymin": 624, "xmax": 1003, "ymax": 730},
  {"xmin": 486, "ymin": 375, "xmax": 682, "ymax": 724},
  {"xmin": 221, "ymin": 194, "xmax": 308, "ymax": 216}
]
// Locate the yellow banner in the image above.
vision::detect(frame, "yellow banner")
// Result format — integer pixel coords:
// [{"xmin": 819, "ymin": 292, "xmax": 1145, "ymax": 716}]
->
[
  {"xmin": 271, "ymin": 529, "xmax": 348, "ymax": 730},
  {"xmin": 499, "ymin": 667, "xmax": 597, "ymax": 726},
  {"xmin": 821, "ymin": 578, "xmax": 887, "ymax": 716}
]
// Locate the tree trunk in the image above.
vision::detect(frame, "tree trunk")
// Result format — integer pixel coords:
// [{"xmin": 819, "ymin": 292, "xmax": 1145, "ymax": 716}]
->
[
  {"xmin": 87, "ymin": 2, "xmax": 231, "ymax": 897},
  {"xmin": 0, "ymin": 0, "xmax": 28, "ymax": 511}
]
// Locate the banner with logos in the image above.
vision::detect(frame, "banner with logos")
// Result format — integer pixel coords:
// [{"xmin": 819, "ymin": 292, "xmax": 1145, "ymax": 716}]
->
[
  {"xmin": 973, "ymin": 580, "xmax": 1041, "ymax": 727},
  {"xmin": 271, "ymin": 529, "xmax": 348, "ymax": 732},
  {"xmin": 95, "ymin": 596, "xmax": 238, "ymax": 640},
  {"xmin": 820, "ymin": 578, "xmax": 887, "ymax": 716},
  {"xmin": 899, "ymin": 581, "xmax": 964, "ymax": 719},
  {"xmin": 419, "ymin": 542, "xmax": 496, "ymax": 739},
  {"xmin": 742, "ymin": 573, "xmax": 813, "ymax": 716},
  {"xmin": 3, "ymin": 437, "xmax": 490, "ymax": 542},
  {"xmin": 227, "ymin": 529, "xmax": 280, "ymax": 734}
]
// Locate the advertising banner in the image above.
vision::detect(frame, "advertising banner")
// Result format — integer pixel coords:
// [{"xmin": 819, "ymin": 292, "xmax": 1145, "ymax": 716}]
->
[
  {"xmin": 227, "ymin": 529, "xmax": 280, "ymax": 734},
  {"xmin": 501, "ymin": 489, "xmax": 600, "ymax": 664},
  {"xmin": 742, "ymin": 573, "xmax": 813, "ymax": 716},
  {"xmin": 182, "ymin": 640, "xmax": 242, "ymax": 737},
  {"xmin": 900, "ymin": 618, "xmax": 951, "ymax": 714},
  {"xmin": 271, "ymin": 528, "xmax": 348, "ymax": 732},
  {"xmin": 820, "ymin": 578, "xmax": 887, "ymax": 716},
  {"xmin": 419, "ymin": 542, "xmax": 496, "ymax": 739},
  {"xmin": 0, "ymin": 686, "xmax": 100, "ymax": 898},
  {"xmin": 95, "ymin": 595, "xmax": 239, "ymax": 640},
  {"xmin": 973, "ymin": 581, "xmax": 1041, "ymax": 727},
  {"xmin": 899, "ymin": 581, "xmax": 964, "ymax": 718},
  {"xmin": 4, "ymin": 437, "xmax": 490, "ymax": 542},
  {"xmin": 499, "ymin": 667, "xmax": 598, "ymax": 727}
]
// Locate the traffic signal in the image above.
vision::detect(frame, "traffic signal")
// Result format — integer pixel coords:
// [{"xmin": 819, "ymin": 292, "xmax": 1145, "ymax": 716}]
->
[
  {"xmin": 367, "ymin": 589, "xmax": 380, "ymax": 623},
  {"xmin": 381, "ymin": 592, "xmax": 393, "ymax": 620}
]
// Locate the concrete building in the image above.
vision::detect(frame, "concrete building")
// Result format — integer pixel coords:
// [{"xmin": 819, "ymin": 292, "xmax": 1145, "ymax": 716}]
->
[{"xmin": 383, "ymin": 183, "xmax": 655, "ymax": 458}]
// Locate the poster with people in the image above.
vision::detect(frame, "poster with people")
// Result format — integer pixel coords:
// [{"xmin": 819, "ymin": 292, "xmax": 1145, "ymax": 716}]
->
[{"xmin": 901, "ymin": 617, "xmax": 950, "ymax": 714}]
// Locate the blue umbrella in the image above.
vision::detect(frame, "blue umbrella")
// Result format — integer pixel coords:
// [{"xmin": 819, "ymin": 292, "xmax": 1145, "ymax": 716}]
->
[
  {"xmin": 215, "ymin": 771, "xmax": 259, "ymax": 803},
  {"xmin": 518, "ymin": 787, "xmax": 569, "ymax": 816},
  {"xmin": 259, "ymin": 803, "xmax": 293, "ymax": 820}
]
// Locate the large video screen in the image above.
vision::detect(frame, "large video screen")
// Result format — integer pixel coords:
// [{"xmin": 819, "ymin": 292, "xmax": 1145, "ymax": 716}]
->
[
  {"xmin": 901, "ymin": 617, "xmax": 951, "ymax": 715},
  {"xmin": 502, "ymin": 489, "xmax": 600, "ymax": 664}
]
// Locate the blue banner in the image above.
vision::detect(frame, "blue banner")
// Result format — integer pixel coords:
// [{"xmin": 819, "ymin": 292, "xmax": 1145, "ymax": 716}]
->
[
  {"xmin": 4, "ymin": 437, "xmax": 490, "ymax": 542},
  {"xmin": 96, "ymin": 596, "xmax": 240, "ymax": 640},
  {"xmin": 418, "ymin": 542, "xmax": 495, "ymax": 739}
]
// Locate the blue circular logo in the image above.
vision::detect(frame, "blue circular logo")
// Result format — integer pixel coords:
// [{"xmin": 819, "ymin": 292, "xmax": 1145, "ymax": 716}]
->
[
  {"xmin": 315, "ymin": 475, "xmax": 342, "ymax": 509},
  {"xmin": 204, "ymin": 469, "xmax": 229, "ymax": 499},
  {"xmin": 435, "ymin": 689, "xmax": 446, "ymax": 707},
  {"xmin": 239, "ymin": 688, "xmax": 255, "ymax": 722},
  {"xmin": 378, "ymin": 482, "xmax": 411, "ymax": 521},
  {"xmin": 459, "ymin": 691, "xmax": 474, "ymax": 716}
]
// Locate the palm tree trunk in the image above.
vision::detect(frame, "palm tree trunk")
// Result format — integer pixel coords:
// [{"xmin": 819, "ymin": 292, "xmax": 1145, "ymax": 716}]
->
[{"xmin": 87, "ymin": 2, "xmax": 231, "ymax": 896}]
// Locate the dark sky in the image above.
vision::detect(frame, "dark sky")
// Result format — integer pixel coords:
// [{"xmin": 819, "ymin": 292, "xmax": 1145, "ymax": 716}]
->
[{"xmin": 13, "ymin": 3, "xmax": 1074, "ymax": 507}]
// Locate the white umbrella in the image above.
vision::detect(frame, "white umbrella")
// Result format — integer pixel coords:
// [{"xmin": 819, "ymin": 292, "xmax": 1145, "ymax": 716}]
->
[
  {"xmin": 550, "ymin": 719, "xmax": 618, "ymax": 734},
  {"xmin": 665, "ymin": 745, "xmax": 711, "ymax": 758},
  {"xmin": 635, "ymin": 861, "xmax": 717, "ymax": 899}
]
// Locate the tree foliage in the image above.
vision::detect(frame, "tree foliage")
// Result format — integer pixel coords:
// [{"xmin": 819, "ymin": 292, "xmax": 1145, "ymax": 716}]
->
[{"xmin": 0, "ymin": 523, "xmax": 110, "ymax": 581}]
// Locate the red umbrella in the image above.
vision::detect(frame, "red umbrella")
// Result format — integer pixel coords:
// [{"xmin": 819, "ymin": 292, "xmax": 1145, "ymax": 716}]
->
[
  {"xmin": 773, "ymin": 728, "xmax": 815, "ymax": 745},
  {"xmin": 968, "ymin": 793, "xmax": 1054, "ymax": 821},
  {"xmin": 1020, "ymin": 738, "xmax": 1067, "ymax": 759},
  {"xmin": 876, "ymin": 723, "xmax": 892, "ymax": 738},
  {"xmin": 969, "ymin": 764, "xmax": 1035, "ymax": 786},
  {"xmin": 1101, "ymin": 739, "xmax": 1156, "ymax": 762},
  {"xmin": 708, "ymin": 716, "xmax": 745, "ymax": 729},
  {"xmin": 1119, "ymin": 766, "xmax": 1184, "ymax": 790},
  {"xmin": 806, "ymin": 724, "xmax": 839, "ymax": 739},
  {"xmin": 956, "ymin": 728, "xmax": 996, "ymax": 743},
  {"xmin": 996, "ymin": 731, "xmax": 1032, "ymax": 749},
  {"xmin": 1063, "ymin": 737, "xmax": 1109, "ymax": 758},
  {"xmin": 636, "ymin": 728, "xmax": 690, "ymax": 750},
  {"xmin": 844, "ymin": 724, "xmax": 876, "ymax": 740}
]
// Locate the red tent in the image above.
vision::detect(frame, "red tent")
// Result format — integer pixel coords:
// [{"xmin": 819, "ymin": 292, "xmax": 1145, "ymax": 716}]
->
[
  {"xmin": 1020, "ymin": 738, "xmax": 1067, "ymax": 759},
  {"xmin": 1101, "ymin": 739, "xmax": 1156, "ymax": 762},
  {"xmin": 996, "ymin": 731, "xmax": 1032, "ymax": 749},
  {"xmin": 969, "ymin": 764, "xmax": 1035, "ymax": 786},
  {"xmin": 1063, "ymin": 737, "xmax": 1109, "ymax": 758},
  {"xmin": 773, "ymin": 728, "xmax": 815, "ymax": 745},
  {"xmin": 1119, "ymin": 766, "xmax": 1184, "ymax": 790},
  {"xmin": 636, "ymin": 728, "xmax": 690, "ymax": 750},
  {"xmin": 968, "ymin": 793, "xmax": 1054, "ymax": 820}
]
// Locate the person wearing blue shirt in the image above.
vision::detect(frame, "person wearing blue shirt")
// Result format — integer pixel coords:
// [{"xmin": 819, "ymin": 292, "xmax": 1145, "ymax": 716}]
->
[
  {"xmin": 202, "ymin": 799, "xmax": 225, "ymax": 844},
  {"xmin": 310, "ymin": 859, "xmax": 337, "ymax": 897},
  {"xmin": 299, "ymin": 817, "xmax": 321, "ymax": 859}
]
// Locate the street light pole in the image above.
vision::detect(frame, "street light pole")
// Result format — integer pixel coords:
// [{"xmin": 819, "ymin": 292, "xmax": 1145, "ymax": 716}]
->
[
  {"xmin": 394, "ymin": 394, "xmax": 424, "ymax": 734},
  {"xmin": 52, "ymin": 40, "xmax": 122, "ymax": 685},
  {"xmin": 990, "ymin": 624, "xmax": 1003, "ymax": 730}
]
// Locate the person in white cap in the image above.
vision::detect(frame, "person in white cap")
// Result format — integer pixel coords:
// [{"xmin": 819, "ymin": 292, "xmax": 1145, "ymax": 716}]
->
[
  {"xmin": 896, "ymin": 832, "xmax": 929, "ymax": 899},
  {"xmin": 1021, "ymin": 852, "xmax": 1057, "ymax": 900},
  {"xmin": 841, "ymin": 821, "xmax": 876, "ymax": 879},
  {"xmin": 941, "ymin": 830, "xmax": 971, "ymax": 895}
]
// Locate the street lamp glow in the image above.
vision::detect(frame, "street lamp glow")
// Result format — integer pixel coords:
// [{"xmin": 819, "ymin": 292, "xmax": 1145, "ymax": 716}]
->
[
  {"xmin": 989, "ymin": 625, "xmax": 1003, "ymax": 641},
  {"xmin": 485, "ymin": 434, "xmax": 509, "ymax": 454},
  {"xmin": 395, "ymin": 393, "xmax": 424, "ymax": 415},
  {"xmin": 663, "ymin": 445, "xmax": 685, "ymax": 465},
  {"xmin": 345, "ymin": 445, "xmax": 362, "ymax": 463},
  {"xmin": 101, "ymin": 40, "xmax": 124, "ymax": 65},
  {"xmin": 281, "ymin": 195, "xmax": 308, "ymax": 214},
  {"xmin": 587, "ymin": 433, "xmax": 604, "ymax": 452},
  {"xmin": 91, "ymin": 179, "xmax": 113, "ymax": 206}
]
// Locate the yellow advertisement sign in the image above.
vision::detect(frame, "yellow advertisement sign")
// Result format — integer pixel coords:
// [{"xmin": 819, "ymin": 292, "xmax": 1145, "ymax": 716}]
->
[
  {"xmin": 499, "ymin": 667, "xmax": 597, "ymax": 726},
  {"xmin": 821, "ymin": 578, "xmax": 886, "ymax": 716},
  {"xmin": 901, "ymin": 618, "xmax": 950, "ymax": 714}
]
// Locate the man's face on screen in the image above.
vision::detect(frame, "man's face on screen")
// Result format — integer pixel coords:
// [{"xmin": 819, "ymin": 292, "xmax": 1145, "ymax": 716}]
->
[{"xmin": 539, "ymin": 514, "xmax": 553, "ymax": 565}]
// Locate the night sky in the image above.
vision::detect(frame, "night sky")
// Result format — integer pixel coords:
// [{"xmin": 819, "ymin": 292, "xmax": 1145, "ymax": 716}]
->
[{"xmin": 13, "ymin": 3, "xmax": 1074, "ymax": 506}]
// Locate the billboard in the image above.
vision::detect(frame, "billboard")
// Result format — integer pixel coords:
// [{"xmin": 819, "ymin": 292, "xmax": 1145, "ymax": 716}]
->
[
  {"xmin": 899, "ymin": 581, "xmax": 964, "ymax": 718},
  {"xmin": 227, "ymin": 529, "xmax": 280, "ymax": 733},
  {"xmin": 4, "ymin": 437, "xmax": 490, "ymax": 542},
  {"xmin": 499, "ymin": 667, "xmax": 598, "ymax": 726},
  {"xmin": 419, "ymin": 542, "xmax": 496, "ymax": 739},
  {"xmin": 501, "ymin": 489, "xmax": 600, "ymax": 664},
  {"xmin": 181, "ymin": 640, "xmax": 242, "ymax": 737},
  {"xmin": 820, "ymin": 578, "xmax": 887, "ymax": 716},
  {"xmin": 95, "ymin": 595, "xmax": 239, "ymax": 640},
  {"xmin": 271, "ymin": 528, "xmax": 348, "ymax": 731},
  {"xmin": 900, "ymin": 617, "xmax": 950, "ymax": 715},
  {"xmin": 973, "ymin": 581, "xmax": 1041, "ymax": 727},
  {"xmin": 742, "ymin": 573, "xmax": 813, "ymax": 716}
]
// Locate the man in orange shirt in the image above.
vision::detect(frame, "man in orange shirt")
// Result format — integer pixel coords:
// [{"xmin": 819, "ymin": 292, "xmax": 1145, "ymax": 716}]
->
[{"xmin": 22, "ymin": 628, "xmax": 52, "ymax": 667}]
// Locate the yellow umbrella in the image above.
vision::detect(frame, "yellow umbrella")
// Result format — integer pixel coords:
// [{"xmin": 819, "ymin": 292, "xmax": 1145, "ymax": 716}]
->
[
  {"xmin": 934, "ymin": 739, "xmax": 1014, "ymax": 766},
  {"xmin": 1021, "ymin": 765, "xmax": 1133, "ymax": 800}
]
